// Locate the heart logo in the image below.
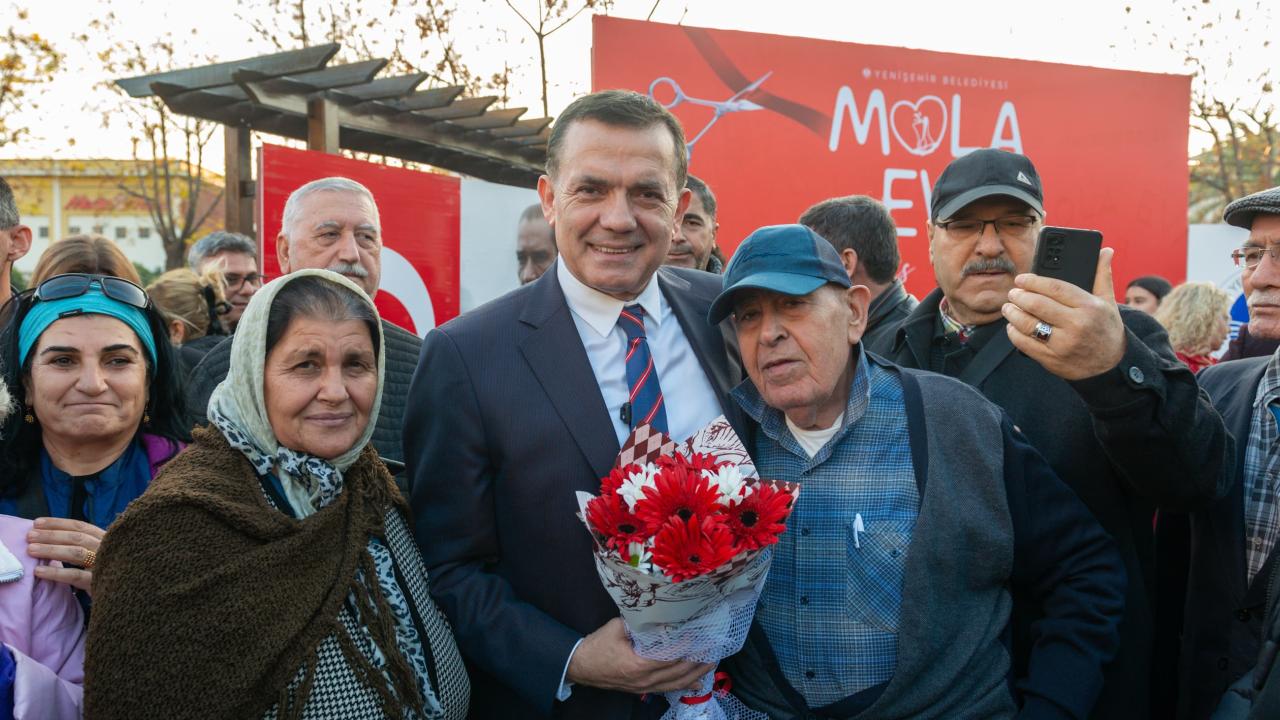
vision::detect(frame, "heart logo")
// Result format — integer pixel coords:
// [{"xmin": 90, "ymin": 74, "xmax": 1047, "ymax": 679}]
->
[{"xmin": 889, "ymin": 95, "xmax": 947, "ymax": 156}]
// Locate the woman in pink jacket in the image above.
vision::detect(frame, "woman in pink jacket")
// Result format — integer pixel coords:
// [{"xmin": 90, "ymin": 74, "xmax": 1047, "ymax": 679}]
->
[{"xmin": 0, "ymin": 372, "xmax": 84, "ymax": 719}]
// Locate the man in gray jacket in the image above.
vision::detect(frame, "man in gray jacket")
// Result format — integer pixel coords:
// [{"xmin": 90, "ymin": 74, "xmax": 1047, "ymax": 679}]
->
[{"xmin": 714, "ymin": 225, "xmax": 1125, "ymax": 719}]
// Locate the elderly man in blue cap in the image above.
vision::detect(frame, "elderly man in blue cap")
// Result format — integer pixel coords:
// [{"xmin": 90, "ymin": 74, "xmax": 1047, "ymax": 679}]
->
[{"xmin": 712, "ymin": 224, "xmax": 1126, "ymax": 719}]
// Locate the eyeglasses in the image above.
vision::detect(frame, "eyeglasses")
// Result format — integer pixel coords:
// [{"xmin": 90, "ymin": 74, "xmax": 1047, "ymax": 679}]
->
[
  {"xmin": 935, "ymin": 215, "xmax": 1038, "ymax": 241},
  {"xmin": 223, "ymin": 272, "xmax": 264, "ymax": 291},
  {"xmin": 1232, "ymin": 245, "xmax": 1280, "ymax": 269},
  {"xmin": 34, "ymin": 273, "xmax": 150, "ymax": 309}
]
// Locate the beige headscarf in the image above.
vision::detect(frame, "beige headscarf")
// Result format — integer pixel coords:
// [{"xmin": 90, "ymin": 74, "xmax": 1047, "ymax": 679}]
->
[{"xmin": 207, "ymin": 269, "xmax": 386, "ymax": 516}]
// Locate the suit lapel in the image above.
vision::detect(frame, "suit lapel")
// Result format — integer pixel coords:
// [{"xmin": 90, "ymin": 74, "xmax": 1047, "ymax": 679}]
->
[
  {"xmin": 659, "ymin": 268, "xmax": 742, "ymax": 419},
  {"xmin": 518, "ymin": 269, "xmax": 620, "ymax": 482}
]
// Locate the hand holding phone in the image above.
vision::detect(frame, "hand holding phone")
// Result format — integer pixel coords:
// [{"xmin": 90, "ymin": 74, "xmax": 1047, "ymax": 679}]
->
[
  {"xmin": 1031, "ymin": 226, "xmax": 1103, "ymax": 291},
  {"xmin": 1003, "ymin": 237, "xmax": 1127, "ymax": 381}
]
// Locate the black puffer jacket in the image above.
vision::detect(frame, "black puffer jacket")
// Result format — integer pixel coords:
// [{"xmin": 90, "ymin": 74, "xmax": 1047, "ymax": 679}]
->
[{"xmin": 184, "ymin": 320, "xmax": 422, "ymax": 489}]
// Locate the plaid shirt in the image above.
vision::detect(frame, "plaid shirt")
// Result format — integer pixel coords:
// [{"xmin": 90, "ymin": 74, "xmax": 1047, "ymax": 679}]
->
[
  {"xmin": 734, "ymin": 349, "xmax": 918, "ymax": 706},
  {"xmin": 1244, "ymin": 350, "xmax": 1280, "ymax": 583}
]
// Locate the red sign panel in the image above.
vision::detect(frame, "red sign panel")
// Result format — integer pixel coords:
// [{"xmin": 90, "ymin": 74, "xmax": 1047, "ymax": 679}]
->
[
  {"xmin": 592, "ymin": 17, "xmax": 1191, "ymax": 296},
  {"xmin": 257, "ymin": 143, "xmax": 461, "ymax": 334}
]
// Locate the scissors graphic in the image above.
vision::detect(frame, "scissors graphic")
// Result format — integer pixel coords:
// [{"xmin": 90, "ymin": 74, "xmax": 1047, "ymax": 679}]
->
[{"xmin": 648, "ymin": 71, "xmax": 773, "ymax": 159}]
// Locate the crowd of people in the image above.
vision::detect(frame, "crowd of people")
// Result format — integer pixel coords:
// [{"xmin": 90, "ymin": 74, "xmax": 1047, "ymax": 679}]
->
[{"xmin": 0, "ymin": 87, "xmax": 1277, "ymax": 719}]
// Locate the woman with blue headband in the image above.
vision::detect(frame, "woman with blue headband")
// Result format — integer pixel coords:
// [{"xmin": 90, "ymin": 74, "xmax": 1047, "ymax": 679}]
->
[{"xmin": 0, "ymin": 273, "xmax": 187, "ymax": 596}]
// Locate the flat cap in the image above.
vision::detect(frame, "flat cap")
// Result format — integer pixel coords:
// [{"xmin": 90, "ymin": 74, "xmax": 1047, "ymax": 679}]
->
[{"xmin": 1224, "ymin": 186, "xmax": 1280, "ymax": 230}]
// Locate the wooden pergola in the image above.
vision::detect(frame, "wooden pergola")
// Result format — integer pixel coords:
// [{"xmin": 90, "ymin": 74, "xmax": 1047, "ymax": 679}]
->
[{"xmin": 116, "ymin": 44, "xmax": 551, "ymax": 236}]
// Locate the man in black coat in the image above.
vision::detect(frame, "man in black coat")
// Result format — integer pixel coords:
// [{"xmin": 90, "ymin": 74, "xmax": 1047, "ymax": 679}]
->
[
  {"xmin": 1184, "ymin": 185, "xmax": 1280, "ymax": 719},
  {"xmin": 405, "ymin": 90, "xmax": 748, "ymax": 719},
  {"xmin": 185, "ymin": 177, "xmax": 421, "ymax": 477},
  {"xmin": 875, "ymin": 148, "xmax": 1233, "ymax": 719},
  {"xmin": 799, "ymin": 194, "xmax": 917, "ymax": 352}
]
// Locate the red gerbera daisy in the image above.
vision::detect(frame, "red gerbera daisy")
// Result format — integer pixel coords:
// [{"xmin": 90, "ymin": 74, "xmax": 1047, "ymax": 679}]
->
[
  {"xmin": 725, "ymin": 482, "xmax": 795, "ymax": 551},
  {"xmin": 684, "ymin": 451, "xmax": 728, "ymax": 474},
  {"xmin": 633, "ymin": 461, "xmax": 723, "ymax": 532},
  {"xmin": 601, "ymin": 463, "xmax": 643, "ymax": 496},
  {"xmin": 651, "ymin": 515, "xmax": 737, "ymax": 582},
  {"xmin": 585, "ymin": 492, "xmax": 647, "ymax": 558}
]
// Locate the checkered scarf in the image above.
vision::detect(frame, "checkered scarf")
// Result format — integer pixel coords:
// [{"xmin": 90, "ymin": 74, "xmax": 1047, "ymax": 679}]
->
[{"xmin": 1244, "ymin": 349, "xmax": 1280, "ymax": 584}]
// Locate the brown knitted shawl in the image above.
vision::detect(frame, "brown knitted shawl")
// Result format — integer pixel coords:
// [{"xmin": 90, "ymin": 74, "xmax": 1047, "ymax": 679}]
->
[{"xmin": 84, "ymin": 425, "xmax": 412, "ymax": 720}]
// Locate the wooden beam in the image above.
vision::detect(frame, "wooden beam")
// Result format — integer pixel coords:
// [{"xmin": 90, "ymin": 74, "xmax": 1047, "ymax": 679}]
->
[
  {"xmin": 116, "ymin": 44, "xmax": 339, "ymax": 98},
  {"xmin": 307, "ymin": 97, "xmax": 339, "ymax": 154},
  {"xmin": 223, "ymin": 124, "xmax": 253, "ymax": 236}
]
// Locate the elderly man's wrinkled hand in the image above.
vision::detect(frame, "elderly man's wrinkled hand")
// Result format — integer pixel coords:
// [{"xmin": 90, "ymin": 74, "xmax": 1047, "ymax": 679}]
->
[
  {"xmin": 1001, "ymin": 247, "xmax": 1127, "ymax": 381},
  {"xmin": 27, "ymin": 516, "xmax": 104, "ymax": 595}
]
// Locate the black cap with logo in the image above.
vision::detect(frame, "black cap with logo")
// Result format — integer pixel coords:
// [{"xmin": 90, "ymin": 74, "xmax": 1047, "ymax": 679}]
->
[{"xmin": 930, "ymin": 148, "xmax": 1045, "ymax": 222}]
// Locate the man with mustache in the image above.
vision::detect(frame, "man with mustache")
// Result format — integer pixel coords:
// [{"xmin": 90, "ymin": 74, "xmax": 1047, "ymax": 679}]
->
[
  {"xmin": 184, "ymin": 177, "xmax": 422, "ymax": 481},
  {"xmin": 882, "ymin": 148, "xmax": 1232, "ymax": 719},
  {"xmin": 1181, "ymin": 186, "xmax": 1280, "ymax": 718}
]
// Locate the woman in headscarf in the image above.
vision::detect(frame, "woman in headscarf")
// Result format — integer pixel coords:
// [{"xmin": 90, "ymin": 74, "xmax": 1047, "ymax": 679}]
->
[{"xmin": 84, "ymin": 270, "xmax": 468, "ymax": 720}]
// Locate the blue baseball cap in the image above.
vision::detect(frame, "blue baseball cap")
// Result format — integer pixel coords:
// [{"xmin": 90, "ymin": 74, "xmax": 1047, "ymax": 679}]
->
[{"xmin": 708, "ymin": 224, "xmax": 852, "ymax": 324}]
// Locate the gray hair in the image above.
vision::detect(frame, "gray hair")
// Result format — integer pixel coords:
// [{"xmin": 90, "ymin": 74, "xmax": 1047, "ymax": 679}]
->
[
  {"xmin": 0, "ymin": 176, "xmax": 19, "ymax": 229},
  {"xmin": 280, "ymin": 177, "xmax": 381, "ymax": 243},
  {"xmin": 187, "ymin": 230, "xmax": 258, "ymax": 269}
]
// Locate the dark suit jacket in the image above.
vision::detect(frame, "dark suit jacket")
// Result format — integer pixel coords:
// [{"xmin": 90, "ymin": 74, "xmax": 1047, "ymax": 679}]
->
[
  {"xmin": 884, "ymin": 288, "xmax": 1233, "ymax": 720},
  {"xmin": 1184, "ymin": 357, "xmax": 1275, "ymax": 719},
  {"xmin": 405, "ymin": 265, "xmax": 746, "ymax": 720}
]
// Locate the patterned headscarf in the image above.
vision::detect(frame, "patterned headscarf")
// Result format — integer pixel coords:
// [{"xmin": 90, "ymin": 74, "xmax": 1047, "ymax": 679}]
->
[{"xmin": 207, "ymin": 269, "xmax": 386, "ymax": 517}]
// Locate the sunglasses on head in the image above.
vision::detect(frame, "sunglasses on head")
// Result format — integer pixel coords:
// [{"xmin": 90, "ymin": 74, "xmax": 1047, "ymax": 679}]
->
[{"xmin": 33, "ymin": 273, "xmax": 151, "ymax": 310}]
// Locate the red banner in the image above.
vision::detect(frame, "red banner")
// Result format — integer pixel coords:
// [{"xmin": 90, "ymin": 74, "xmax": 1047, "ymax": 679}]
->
[
  {"xmin": 257, "ymin": 144, "xmax": 461, "ymax": 334},
  {"xmin": 592, "ymin": 17, "xmax": 1190, "ymax": 296}
]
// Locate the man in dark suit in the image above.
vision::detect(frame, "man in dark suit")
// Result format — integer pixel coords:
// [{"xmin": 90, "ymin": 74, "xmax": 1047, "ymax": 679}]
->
[
  {"xmin": 1185, "ymin": 186, "xmax": 1280, "ymax": 719},
  {"xmin": 405, "ymin": 90, "xmax": 746, "ymax": 719},
  {"xmin": 877, "ymin": 148, "xmax": 1233, "ymax": 719}
]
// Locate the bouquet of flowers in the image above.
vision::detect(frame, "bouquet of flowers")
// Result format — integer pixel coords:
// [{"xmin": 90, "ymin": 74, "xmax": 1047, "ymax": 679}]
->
[{"xmin": 576, "ymin": 416, "xmax": 799, "ymax": 720}]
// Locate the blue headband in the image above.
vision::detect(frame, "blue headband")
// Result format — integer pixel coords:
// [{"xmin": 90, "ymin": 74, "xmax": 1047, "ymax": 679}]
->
[{"xmin": 18, "ymin": 283, "xmax": 158, "ymax": 366}]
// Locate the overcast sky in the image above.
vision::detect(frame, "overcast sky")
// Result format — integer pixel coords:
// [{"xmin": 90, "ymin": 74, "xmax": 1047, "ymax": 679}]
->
[{"xmin": 3, "ymin": 0, "xmax": 1273, "ymax": 168}]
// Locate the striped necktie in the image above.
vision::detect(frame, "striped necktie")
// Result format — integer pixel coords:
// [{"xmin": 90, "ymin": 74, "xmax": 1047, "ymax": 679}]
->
[{"xmin": 618, "ymin": 304, "xmax": 668, "ymax": 434}]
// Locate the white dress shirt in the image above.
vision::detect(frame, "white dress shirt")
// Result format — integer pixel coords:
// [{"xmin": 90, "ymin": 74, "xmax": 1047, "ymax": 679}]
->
[
  {"xmin": 556, "ymin": 257, "xmax": 724, "ymax": 446},
  {"xmin": 553, "ymin": 257, "xmax": 726, "ymax": 701}
]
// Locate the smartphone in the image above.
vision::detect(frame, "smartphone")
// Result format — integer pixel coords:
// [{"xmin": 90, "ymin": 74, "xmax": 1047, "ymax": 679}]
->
[{"xmin": 1032, "ymin": 226, "xmax": 1102, "ymax": 291}]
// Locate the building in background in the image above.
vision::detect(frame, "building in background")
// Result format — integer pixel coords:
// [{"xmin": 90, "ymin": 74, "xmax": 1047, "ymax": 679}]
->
[{"xmin": 0, "ymin": 159, "xmax": 224, "ymax": 281}]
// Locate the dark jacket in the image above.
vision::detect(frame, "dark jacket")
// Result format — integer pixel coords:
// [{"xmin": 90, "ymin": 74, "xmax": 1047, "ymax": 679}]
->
[
  {"xmin": 1222, "ymin": 324, "xmax": 1280, "ymax": 362},
  {"xmin": 177, "ymin": 332, "xmax": 225, "ymax": 381},
  {"xmin": 184, "ymin": 319, "xmax": 421, "ymax": 474},
  {"xmin": 728, "ymin": 360, "xmax": 1126, "ymax": 720},
  {"xmin": 1186, "ymin": 357, "xmax": 1277, "ymax": 718},
  {"xmin": 1211, "ymin": 547, "xmax": 1280, "ymax": 719},
  {"xmin": 861, "ymin": 280, "xmax": 917, "ymax": 355},
  {"xmin": 405, "ymin": 265, "xmax": 747, "ymax": 720},
  {"xmin": 883, "ymin": 287, "xmax": 1234, "ymax": 719}
]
